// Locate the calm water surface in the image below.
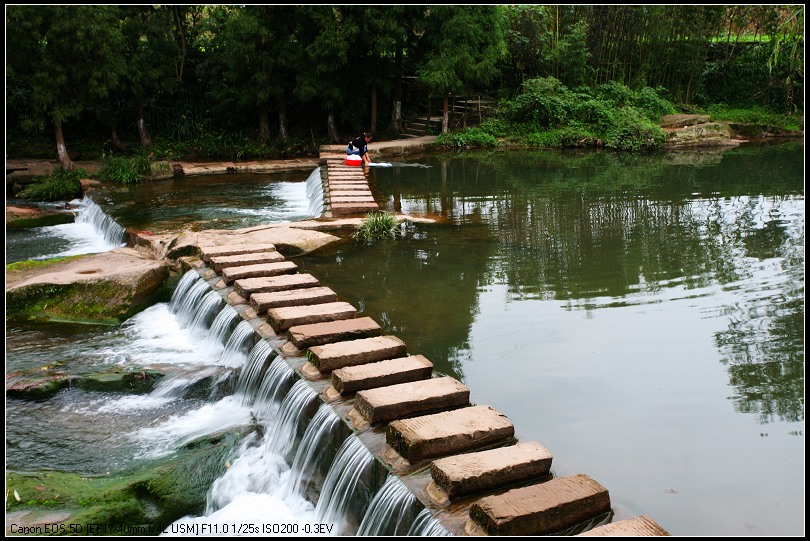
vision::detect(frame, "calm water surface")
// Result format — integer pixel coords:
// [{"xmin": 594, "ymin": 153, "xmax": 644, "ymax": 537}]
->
[
  {"xmin": 296, "ymin": 143, "xmax": 805, "ymax": 536},
  {"xmin": 6, "ymin": 142, "xmax": 804, "ymax": 536}
]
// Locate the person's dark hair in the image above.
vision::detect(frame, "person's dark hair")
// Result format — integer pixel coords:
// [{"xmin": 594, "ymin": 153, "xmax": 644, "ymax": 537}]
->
[{"xmin": 363, "ymin": 131, "xmax": 373, "ymax": 139}]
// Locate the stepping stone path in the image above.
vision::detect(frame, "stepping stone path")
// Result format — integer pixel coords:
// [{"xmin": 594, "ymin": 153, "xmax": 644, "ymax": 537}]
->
[
  {"xmin": 187, "ymin": 163, "xmax": 672, "ymax": 536},
  {"xmin": 320, "ymin": 154, "xmax": 381, "ymax": 216}
]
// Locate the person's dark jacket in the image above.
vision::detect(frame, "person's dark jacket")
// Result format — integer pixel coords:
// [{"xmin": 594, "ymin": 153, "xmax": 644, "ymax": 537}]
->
[{"xmin": 348, "ymin": 135, "xmax": 367, "ymax": 157}]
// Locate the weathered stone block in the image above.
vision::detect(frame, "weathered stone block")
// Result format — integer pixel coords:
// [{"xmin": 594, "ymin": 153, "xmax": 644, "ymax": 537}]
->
[
  {"xmin": 469, "ymin": 474, "xmax": 611, "ymax": 536},
  {"xmin": 332, "ymin": 354, "xmax": 433, "ymax": 394},
  {"xmin": 354, "ymin": 376, "xmax": 469, "ymax": 425}
]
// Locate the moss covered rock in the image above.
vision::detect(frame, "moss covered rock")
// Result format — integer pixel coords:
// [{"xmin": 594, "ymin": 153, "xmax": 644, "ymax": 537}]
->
[
  {"xmin": 5, "ymin": 427, "xmax": 255, "ymax": 535},
  {"xmin": 6, "ymin": 249, "xmax": 172, "ymax": 325}
]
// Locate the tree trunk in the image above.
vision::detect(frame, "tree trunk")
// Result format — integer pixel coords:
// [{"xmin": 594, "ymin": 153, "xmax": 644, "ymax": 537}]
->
[
  {"xmin": 277, "ymin": 91, "xmax": 289, "ymax": 141},
  {"xmin": 137, "ymin": 99, "xmax": 153, "ymax": 147},
  {"xmin": 389, "ymin": 44, "xmax": 403, "ymax": 134},
  {"xmin": 111, "ymin": 127, "xmax": 128, "ymax": 153},
  {"xmin": 54, "ymin": 116, "xmax": 75, "ymax": 171},
  {"xmin": 391, "ymin": 99, "xmax": 402, "ymax": 136},
  {"xmin": 370, "ymin": 84, "xmax": 377, "ymax": 135},
  {"xmin": 442, "ymin": 94, "xmax": 449, "ymax": 134},
  {"xmin": 259, "ymin": 103, "xmax": 270, "ymax": 144},
  {"xmin": 327, "ymin": 111, "xmax": 339, "ymax": 143}
]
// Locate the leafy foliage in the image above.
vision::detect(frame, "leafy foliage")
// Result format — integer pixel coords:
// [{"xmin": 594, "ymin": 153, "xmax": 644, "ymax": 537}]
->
[
  {"xmin": 353, "ymin": 212, "xmax": 400, "ymax": 244},
  {"xmin": 436, "ymin": 127, "xmax": 499, "ymax": 149},
  {"xmin": 19, "ymin": 169, "xmax": 85, "ymax": 201}
]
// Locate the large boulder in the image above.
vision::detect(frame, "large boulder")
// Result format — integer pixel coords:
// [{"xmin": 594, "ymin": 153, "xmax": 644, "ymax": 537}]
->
[{"xmin": 6, "ymin": 247, "xmax": 173, "ymax": 324}]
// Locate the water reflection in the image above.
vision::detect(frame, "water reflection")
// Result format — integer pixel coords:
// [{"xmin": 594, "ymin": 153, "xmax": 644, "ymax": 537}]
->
[
  {"xmin": 7, "ymin": 142, "xmax": 803, "ymax": 536},
  {"xmin": 355, "ymin": 144, "xmax": 804, "ymax": 428}
]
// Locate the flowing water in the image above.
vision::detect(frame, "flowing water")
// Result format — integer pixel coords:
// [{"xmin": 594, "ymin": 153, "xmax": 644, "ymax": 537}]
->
[{"xmin": 5, "ymin": 143, "xmax": 804, "ymax": 536}]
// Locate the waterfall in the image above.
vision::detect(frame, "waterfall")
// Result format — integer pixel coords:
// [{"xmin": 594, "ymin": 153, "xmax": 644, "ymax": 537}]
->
[
  {"xmin": 357, "ymin": 475, "xmax": 421, "ymax": 536},
  {"xmin": 75, "ymin": 195, "xmax": 127, "ymax": 246},
  {"xmin": 251, "ymin": 357, "xmax": 296, "ymax": 415},
  {"xmin": 169, "ymin": 270, "xmax": 203, "ymax": 312},
  {"xmin": 159, "ymin": 265, "xmax": 443, "ymax": 536},
  {"xmin": 314, "ymin": 434, "xmax": 380, "ymax": 535},
  {"xmin": 305, "ymin": 167, "xmax": 324, "ymax": 218},
  {"xmin": 263, "ymin": 379, "xmax": 318, "ymax": 459},
  {"xmin": 283, "ymin": 403, "xmax": 345, "ymax": 501},
  {"xmin": 408, "ymin": 508, "xmax": 454, "ymax": 536},
  {"xmin": 185, "ymin": 291, "xmax": 226, "ymax": 341},
  {"xmin": 219, "ymin": 320, "xmax": 256, "ymax": 368},
  {"xmin": 201, "ymin": 305, "xmax": 240, "ymax": 357},
  {"xmin": 235, "ymin": 341, "xmax": 277, "ymax": 400}
]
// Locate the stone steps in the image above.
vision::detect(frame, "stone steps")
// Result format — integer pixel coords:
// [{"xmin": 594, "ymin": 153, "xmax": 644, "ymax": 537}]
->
[
  {"xmin": 386, "ymin": 404, "xmax": 515, "ymax": 463},
  {"xmin": 233, "ymin": 273, "xmax": 320, "ymax": 298},
  {"xmin": 467, "ymin": 474, "xmax": 611, "ymax": 536},
  {"xmin": 288, "ymin": 316, "xmax": 382, "ymax": 349},
  {"xmin": 199, "ymin": 243, "xmax": 277, "ymax": 262},
  {"xmin": 209, "ymin": 251, "xmax": 285, "ymax": 272},
  {"xmin": 428, "ymin": 441, "xmax": 553, "ymax": 502},
  {"xmin": 351, "ymin": 376, "xmax": 470, "ymax": 425},
  {"xmin": 221, "ymin": 260, "xmax": 298, "ymax": 285},
  {"xmin": 250, "ymin": 286, "xmax": 339, "ymax": 313},
  {"xmin": 307, "ymin": 335, "xmax": 407, "ymax": 373},
  {"xmin": 189, "ymin": 160, "xmax": 671, "ymax": 536},
  {"xmin": 577, "ymin": 515, "xmax": 671, "ymax": 536},
  {"xmin": 267, "ymin": 301, "xmax": 357, "ymax": 332},
  {"xmin": 330, "ymin": 354, "xmax": 433, "ymax": 395}
]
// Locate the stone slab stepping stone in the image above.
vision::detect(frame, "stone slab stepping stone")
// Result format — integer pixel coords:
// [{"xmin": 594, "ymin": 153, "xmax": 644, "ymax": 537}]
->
[
  {"xmin": 354, "ymin": 376, "xmax": 470, "ymax": 425},
  {"xmin": 330, "ymin": 196, "xmax": 376, "ymax": 203},
  {"xmin": 250, "ymin": 286, "xmax": 339, "ymax": 312},
  {"xmin": 331, "ymin": 354, "xmax": 433, "ymax": 394},
  {"xmin": 576, "ymin": 515, "xmax": 670, "ymax": 536},
  {"xmin": 429, "ymin": 441, "xmax": 553, "ymax": 501},
  {"xmin": 200, "ymin": 243, "xmax": 276, "ymax": 262},
  {"xmin": 221, "ymin": 261, "xmax": 298, "ymax": 285},
  {"xmin": 328, "ymin": 183, "xmax": 370, "ymax": 190},
  {"xmin": 288, "ymin": 316, "xmax": 381, "ymax": 349},
  {"xmin": 209, "ymin": 251, "xmax": 285, "ymax": 272},
  {"xmin": 329, "ymin": 190, "xmax": 374, "ymax": 197},
  {"xmin": 387, "ymin": 405, "xmax": 514, "ymax": 462},
  {"xmin": 330, "ymin": 202, "xmax": 380, "ymax": 216},
  {"xmin": 309, "ymin": 335, "xmax": 407, "ymax": 373},
  {"xmin": 233, "ymin": 273, "xmax": 320, "ymax": 299},
  {"xmin": 267, "ymin": 301, "xmax": 357, "ymax": 331},
  {"xmin": 468, "ymin": 474, "xmax": 611, "ymax": 536}
]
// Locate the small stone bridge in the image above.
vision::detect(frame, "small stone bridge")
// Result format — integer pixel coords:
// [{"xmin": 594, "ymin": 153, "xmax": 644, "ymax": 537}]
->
[{"xmin": 179, "ymin": 159, "xmax": 671, "ymax": 537}]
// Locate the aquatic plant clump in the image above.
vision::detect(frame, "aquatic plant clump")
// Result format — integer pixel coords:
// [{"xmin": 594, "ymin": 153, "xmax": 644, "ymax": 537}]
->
[{"xmin": 352, "ymin": 212, "xmax": 400, "ymax": 244}]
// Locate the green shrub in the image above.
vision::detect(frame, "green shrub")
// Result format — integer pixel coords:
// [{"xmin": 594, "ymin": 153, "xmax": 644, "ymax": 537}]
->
[
  {"xmin": 19, "ymin": 168, "xmax": 84, "ymax": 201},
  {"xmin": 98, "ymin": 153, "xmax": 151, "ymax": 184},
  {"xmin": 603, "ymin": 107, "xmax": 667, "ymax": 151},
  {"xmin": 353, "ymin": 212, "xmax": 400, "ymax": 244},
  {"xmin": 498, "ymin": 76, "xmax": 574, "ymax": 127},
  {"xmin": 634, "ymin": 86, "xmax": 677, "ymax": 120},
  {"xmin": 436, "ymin": 127, "xmax": 499, "ymax": 149}
]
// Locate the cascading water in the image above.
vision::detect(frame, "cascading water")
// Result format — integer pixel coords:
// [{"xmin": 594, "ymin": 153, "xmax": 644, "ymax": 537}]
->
[
  {"xmin": 314, "ymin": 435, "xmax": 382, "ymax": 535},
  {"xmin": 74, "ymin": 195, "xmax": 127, "ymax": 246},
  {"xmin": 283, "ymin": 404, "xmax": 345, "ymax": 502},
  {"xmin": 408, "ymin": 509, "xmax": 454, "ymax": 536},
  {"xmin": 305, "ymin": 167, "xmax": 325, "ymax": 217},
  {"xmin": 357, "ymin": 475, "xmax": 422, "ymax": 536},
  {"xmin": 143, "ymin": 268, "xmax": 452, "ymax": 535},
  {"xmin": 6, "ymin": 195, "xmax": 127, "ymax": 264}
]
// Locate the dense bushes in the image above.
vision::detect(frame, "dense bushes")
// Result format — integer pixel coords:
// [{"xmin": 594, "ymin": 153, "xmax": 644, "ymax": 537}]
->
[
  {"xmin": 438, "ymin": 77, "xmax": 671, "ymax": 151},
  {"xmin": 19, "ymin": 169, "xmax": 85, "ymax": 201}
]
